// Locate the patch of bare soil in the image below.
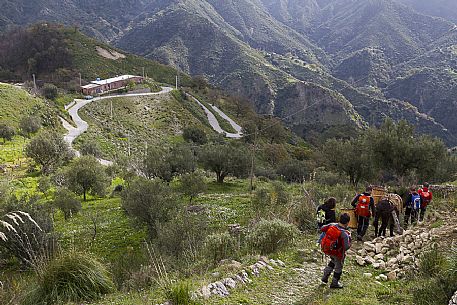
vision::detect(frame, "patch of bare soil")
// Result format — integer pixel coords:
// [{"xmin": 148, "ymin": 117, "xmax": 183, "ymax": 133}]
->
[{"xmin": 96, "ymin": 46, "xmax": 126, "ymax": 60}]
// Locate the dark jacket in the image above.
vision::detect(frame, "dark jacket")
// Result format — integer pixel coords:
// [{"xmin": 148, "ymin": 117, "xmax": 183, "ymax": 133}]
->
[
  {"xmin": 405, "ymin": 192, "xmax": 420, "ymax": 208},
  {"xmin": 351, "ymin": 192, "xmax": 375, "ymax": 216},
  {"xmin": 319, "ymin": 223, "xmax": 351, "ymax": 260},
  {"xmin": 317, "ymin": 204, "xmax": 336, "ymax": 227}
]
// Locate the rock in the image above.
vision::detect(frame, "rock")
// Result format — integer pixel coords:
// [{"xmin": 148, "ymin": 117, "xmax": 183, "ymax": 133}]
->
[
  {"xmin": 358, "ymin": 249, "xmax": 368, "ymax": 256},
  {"xmin": 375, "ymin": 243, "xmax": 383, "ymax": 254},
  {"xmin": 222, "ymin": 278, "xmax": 237, "ymax": 289},
  {"xmin": 201, "ymin": 286, "xmax": 211, "ymax": 299},
  {"xmin": 276, "ymin": 259, "xmax": 286, "ymax": 267},
  {"xmin": 387, "ymin": 258, "xmax": 398, "ymax": 266},
  {"xmin": 219, "ymin": 260, "xmax": 242, "ymax": 270},
  {"xmin": 403, "ymin": 255, "xmax": 414, "ymax": 264},
  {"xmin": 374, "ymin": 254, "xmax": 385, "ymax": 261},
  {"xmin": 356, "ymin": 256, "xmax": 366, "ymax": 266},
  {"xmin": 373, "ymin": 262, "xmax": 381, "ymax": 269},
  {"xmin": 364, "ymin": 242, "xmax": 376, "ymax": 251},
  {"xmin": 387, "ymin": 270, "xmax": 397, "ymax": 281},
  {"xmin": 363, "ymin": 272, "xmax": 373, "ymax": 278},
  {"xmin": 378, "ymin": 274, "xmax": 388, "ymax": 281},
  {"xmin": 211, "ymin": 272, "xmax": 220, "ymax": 278},
  {"xmin": 381, "ymin": 247, "xmax": 389, "ymax": 254},
  {"xmin": 365, "ymin": 256, "xmax": 376, "ymax": 264}
]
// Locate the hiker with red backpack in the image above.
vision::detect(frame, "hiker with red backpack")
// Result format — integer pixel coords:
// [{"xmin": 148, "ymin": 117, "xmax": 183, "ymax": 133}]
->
[
  {"xmin": 418, "ymin": 182, "xmax": 432, "ymax": 222},
  {"xmin": 404, "ymin": 187, "xmax": 421, "ymax": 228},
  {"xmin": 351, "ymin": 187, "xmax": 375, "ymax": 241},
  {"xmin": 319, "ymin": 213, "xmax": 352, "ymax": 289}
]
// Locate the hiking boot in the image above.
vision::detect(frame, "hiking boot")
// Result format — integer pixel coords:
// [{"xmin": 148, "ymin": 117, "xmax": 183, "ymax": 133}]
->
[
  {"xmin": 329, "ymin": 282, "xmax": 344, "ymax": 289},
  {"xmin": 330, "ymin": 272, "xmax": 343, "ymax": 289}
]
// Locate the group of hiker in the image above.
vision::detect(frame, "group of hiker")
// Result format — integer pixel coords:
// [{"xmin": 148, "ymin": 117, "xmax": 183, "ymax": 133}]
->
[{"xmin": 316, "ymin": 183, "xmax": 433, "ymax": 289}]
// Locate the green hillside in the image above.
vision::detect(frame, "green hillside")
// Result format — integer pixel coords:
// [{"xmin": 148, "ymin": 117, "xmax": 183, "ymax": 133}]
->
[
  {"xmin": 76, "ymin": 91, "xmax": 214, "ymax": 160},
  {"xmin": 0, "ymin": 24, "xmax": 191, "ymax": 87},
  {"xmin": 0, "ymin": 83, "xmax": 45, "ymax": 127}
]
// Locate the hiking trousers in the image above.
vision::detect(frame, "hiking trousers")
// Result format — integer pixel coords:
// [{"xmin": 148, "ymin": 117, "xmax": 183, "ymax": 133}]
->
[
  {"xmin": 374, "ymin": 213, "xmax": 393, "ymax": 237},
  {"xmin": 357, "ymin": 216, "xmax": 370, "ymax": 237},
  {"xmin": 419, "ymin": 206, "xmax": 427, "ymax": 222},
  {"xmin": 404, "ymin": 207, "xmax": 419, "ymax": 227},
  {"xmin": 323, "ymin": 256, "xmax": 344, "ymax": 277}
]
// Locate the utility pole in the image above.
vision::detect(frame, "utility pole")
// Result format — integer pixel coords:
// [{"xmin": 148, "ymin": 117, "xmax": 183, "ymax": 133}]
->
[
  {"xmin": 110, "ymin": 100, "xmax": 113, "ymax": 120},
  {"xmin": 128, "ymin": 131, "xmax": 131, "ymax": 157},
  {"xmin": 249, "ymin": 129, "xmax": 258, "ymax": 192},
  {"xmin": 142, "ymin": 67, "xmax": 145, "ymax": 78},
  {"xmin": 79, "ymin": 72, "xmax": 82, "ymax": 93},
  {"xmin": 175, "ymin": 75, "xmax": 178, "ymax": 90},
  {"xmin": 32, "ymin": 74, "xmax": 37, "ymax": 95}
]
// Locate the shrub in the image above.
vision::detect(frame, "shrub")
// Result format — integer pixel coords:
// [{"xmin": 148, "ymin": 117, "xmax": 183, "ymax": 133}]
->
[
  {"xmin": 42, "ymin": 83, "xmax": 58, "ymax": 100},
  {"xmin": 0, "ymin": 124, "xmax": 15, "ymax": 142},
  {"xmin": 293, "ymin": 198, "xmax": 317, "ymax": 232},
  {"xmin": 80, "ymin": 140, "xmax": 102, "ymax": 158},
  {"xmin": 412, "ymin": 245, "xmax": 457, "ymax": 305},
  {"xmin": 21, "ymin": 252, "xmax": 114, "ymax": 305},
  {"xmin": 179, "ymin": 172, "xmax": 207, "ymax": 203},
  {"xmin": 19, "ymin": 115, "xmax": 41, "ymax": 136},
  {"xmin": 183, "ymin": 127, "xmax": 207, "ymax": 145},
  {"xmin": 252, "ymin": 188, "xmax": 271, "ymax": 214},
  {"xmin": 156, "ymin": 212, "xmax": 208, "ymax": 265},
  {"xmin": 122, "ymin": 178, "xmax": 179, "ymax": 238},
  {"xmin": 165, "ymin": 280, "xmax": 201, "ymax": 305},
  {"xmin": 276, "ymin": 160, "xmax": 308, "ymax": 183},
  {"xmin": 52, "ymin": 188, "xmax": 82, "ymax": 220},
  {"xmin": 270, "ymin": 181, "xmax": 290, "ymax": 207},
  {"xmin": 247, "ymin": 219, "xmax": 299, "ymax": 254},
  {"xmin": 205, "ymin": 232, "xmax": 237, "ymax": 265},
  {"xmin": 418, "ymin": 244, "xmax": 447, "ymax": 278}
]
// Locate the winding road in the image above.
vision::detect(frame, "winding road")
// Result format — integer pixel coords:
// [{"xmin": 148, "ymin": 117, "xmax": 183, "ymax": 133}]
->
[
  {"xmin": 61, "ymin": 87, "xmax": 242, "ymax": 165},
  {"xmin": 187, "ymin": 94, "xmax": 243, "ymax": 139}
]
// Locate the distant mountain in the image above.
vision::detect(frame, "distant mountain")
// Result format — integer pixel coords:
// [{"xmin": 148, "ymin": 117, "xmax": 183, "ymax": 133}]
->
[
  {"xmin": 1, "ymin": 0, "xmax": 457, "ymax": 145},
  {"xmin": 395, "ymin": 0, "xmax": 457, "ymax": 24}
]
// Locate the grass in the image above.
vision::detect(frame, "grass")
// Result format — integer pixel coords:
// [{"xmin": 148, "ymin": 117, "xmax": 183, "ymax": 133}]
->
[
  {"xmin": 0, "ymin": 83, "xmax": 45, "ymax": 128},
  {"xmin": 76, "ymin": 92, "xmax": 213, "ymax": 159},
  {"xmin": 54, "ymin": 197, "xmax": 147, "ymax": 263}
]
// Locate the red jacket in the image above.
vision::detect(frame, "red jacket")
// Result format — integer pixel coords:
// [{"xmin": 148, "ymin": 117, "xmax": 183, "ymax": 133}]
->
[{"xmin": 418, "ymin": 187, "xmax": 433, "ymax": 208}]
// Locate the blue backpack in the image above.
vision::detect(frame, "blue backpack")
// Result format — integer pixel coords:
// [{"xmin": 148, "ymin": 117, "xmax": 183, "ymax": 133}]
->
[{"xmin": 412, "ymin": 194, "xmax": 421, "ymax": 210}]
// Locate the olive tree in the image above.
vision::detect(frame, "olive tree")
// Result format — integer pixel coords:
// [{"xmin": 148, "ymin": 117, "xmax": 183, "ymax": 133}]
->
[
  {"xmin": 198, "ymin": 143, "xmax": 250, "ymax": 183},
  {"xmin": 121, "ymin": 178, "xmax": 179, "ymax": 238},
  {"xmin": 179, "ymin": 172, "xmax": 207, "ymax": 203},
  {"xmin": 25, "ymin": 130, "xmax": 73, "ymax": 174},
  {"xmin": 65, "ymin": 156, "xmax": 109, "ymax": 201}
]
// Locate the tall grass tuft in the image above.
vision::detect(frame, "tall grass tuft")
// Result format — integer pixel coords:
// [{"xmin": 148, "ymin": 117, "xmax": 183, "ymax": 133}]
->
[
  {"xmin": 165, "ymin": 280, "xmax": 201, "ymax": 305},
  {"xmin": 413, "ymin": 244, "xmax": 457, "ymax": 305},
  {"xmin": 21, "ymin": 251, "xmax": 114, "ymax": 305}
]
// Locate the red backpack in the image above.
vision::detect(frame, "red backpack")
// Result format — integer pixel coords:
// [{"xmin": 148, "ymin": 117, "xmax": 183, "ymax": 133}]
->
[
  {"xmin": 321, "ymin": 225, "xmax": 342, "ymax": 256},
  {"xmin": 356, "ymin": 194, "xmax": 371, "ymax": 217},
  {"xmin": 421, "ymin": 191, "xmax": 432, "ymax": 208}
]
